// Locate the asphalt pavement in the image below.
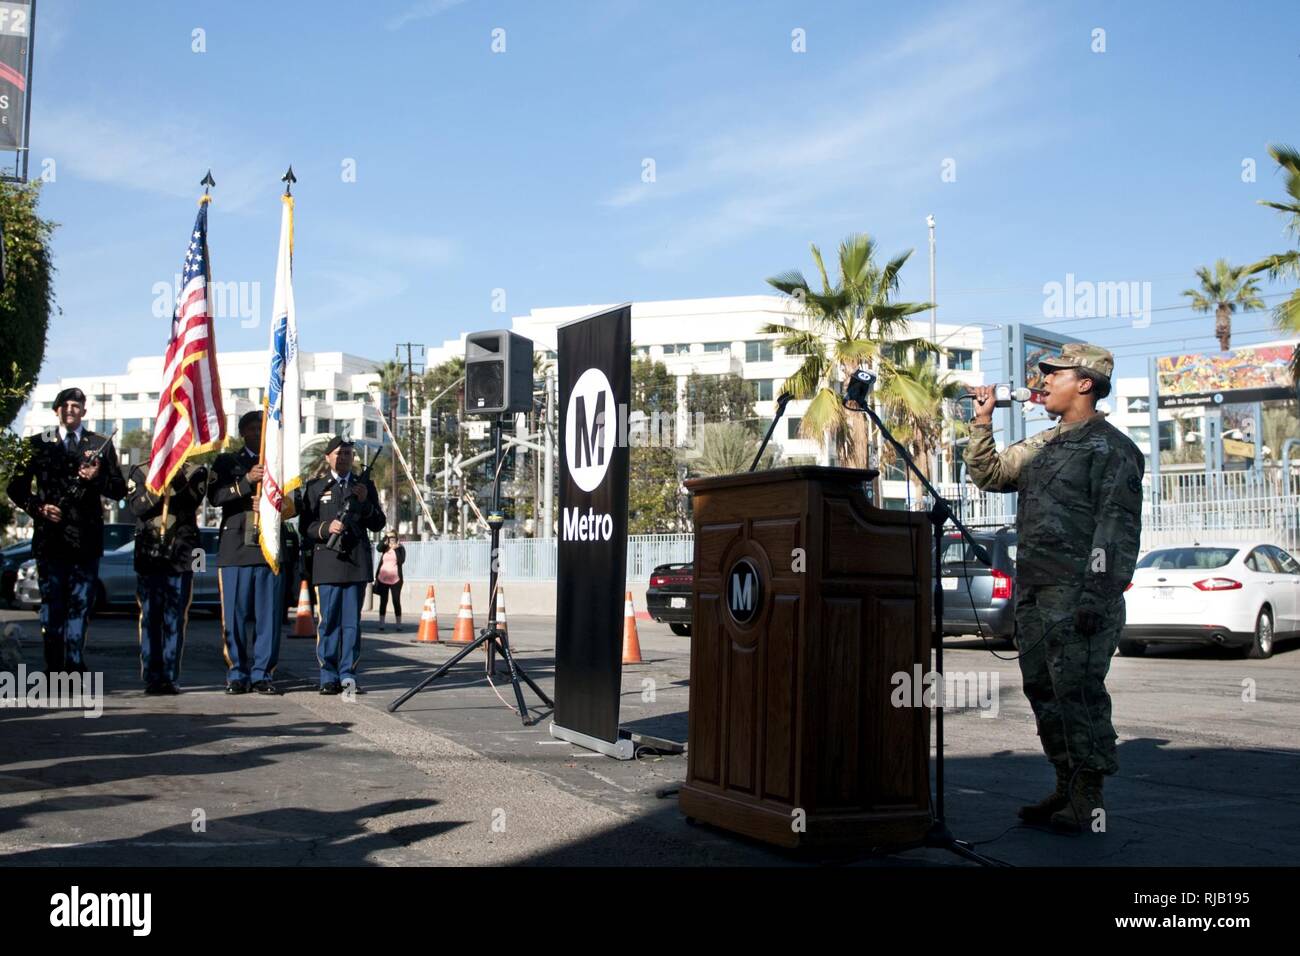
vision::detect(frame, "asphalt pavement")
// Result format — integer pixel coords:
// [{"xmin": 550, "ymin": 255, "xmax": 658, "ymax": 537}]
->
[{"xmin": 2, "ymin": 601, "xmax": 1298, "ymax": 866}]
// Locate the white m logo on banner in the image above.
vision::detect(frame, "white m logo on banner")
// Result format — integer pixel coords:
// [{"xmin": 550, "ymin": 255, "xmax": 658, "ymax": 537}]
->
[{"xmin": 565, "ymin": 367, "xmax": 617, "ymax": 492}]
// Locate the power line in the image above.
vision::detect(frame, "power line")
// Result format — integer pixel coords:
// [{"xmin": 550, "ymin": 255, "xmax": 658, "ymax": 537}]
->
[{"xmin": 946, "ymin": 291, "xmax": 1291, "ymax": 328}]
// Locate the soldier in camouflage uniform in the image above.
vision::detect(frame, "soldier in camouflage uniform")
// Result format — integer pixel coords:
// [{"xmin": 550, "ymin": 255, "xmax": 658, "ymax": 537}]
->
[{"xmin": 963, "ymin": 344, "xmax": 1144, "ymax": 831}]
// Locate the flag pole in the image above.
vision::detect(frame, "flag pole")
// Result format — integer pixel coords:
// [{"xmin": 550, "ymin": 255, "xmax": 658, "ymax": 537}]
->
[
  {"xmin": 163, "ymin": 170, "xmax": 215, "ymax": 526},
  {"xmin": 254, "ymin": 167, "xmax": 297, "ymax": 531}
]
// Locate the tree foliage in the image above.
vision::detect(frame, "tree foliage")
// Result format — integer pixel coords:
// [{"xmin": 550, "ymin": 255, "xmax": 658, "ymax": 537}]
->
[
  {"xmin": 0, "ymin": 180, "xmax": 55, "ymax": 430},
  {"xmin": 1244, "ymin": 143, "xmax": 1300, "ymax": 383},
  {"xmin": 628, "ymin": 358, "xmax": 682, "ymax": 533}
]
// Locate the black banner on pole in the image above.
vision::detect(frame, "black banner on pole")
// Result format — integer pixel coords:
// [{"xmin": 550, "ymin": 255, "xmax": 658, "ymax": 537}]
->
[
  {"xmin": 552, "ymin": 304, "xmax": 631, "ymax": 751},
  {"xmin": 0, "ymin": 1, "xmax": 33, "ymax": 153}
]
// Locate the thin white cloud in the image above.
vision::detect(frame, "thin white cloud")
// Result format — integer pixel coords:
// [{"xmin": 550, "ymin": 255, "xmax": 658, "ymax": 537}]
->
[
  {"xmin": 35, "ymin": 106, "xmax": 272, "ymax": 213},
  {"xmin": 607, "ymin": 0, "xmax": 1051, "ymax": 265},
  {"xmin": 360, "ymin": 233, "xmax": 460, "ymax": 268},
  {"xmin": 385, "ymin": 0, "xmax": 470, "ymax": 31}
]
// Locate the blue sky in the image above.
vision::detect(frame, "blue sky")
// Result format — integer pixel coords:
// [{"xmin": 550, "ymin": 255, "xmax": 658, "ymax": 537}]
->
[{"xmin": 23, "ymin": 0, "xmax": 1300, "ymax": 385}]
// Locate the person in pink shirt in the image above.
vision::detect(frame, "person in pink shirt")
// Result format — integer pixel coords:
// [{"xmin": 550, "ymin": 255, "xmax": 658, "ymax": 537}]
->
[{"xmin": 373, "ymin": 533, "xmax": 406, "ymax": 631}]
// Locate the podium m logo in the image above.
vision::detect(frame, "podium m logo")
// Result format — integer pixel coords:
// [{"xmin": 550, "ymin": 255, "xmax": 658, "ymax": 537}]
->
[
  {"xmin": 565, "ymin": 367, "xmax": 617, "ymax": 492},
  {"xmin": 727, "ymin": 558, "xmax": 762, "ymax": 624}
]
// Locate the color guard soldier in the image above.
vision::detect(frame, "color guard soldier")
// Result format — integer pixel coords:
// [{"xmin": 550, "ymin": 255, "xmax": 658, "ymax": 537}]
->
[
  {"xmin": 6, "ymin": 387, "xmax": 126, "ymax": 672},
  {"xmin": 126, "ymin": 458, "xmax": 209, "ymax": 694},
  {"xmin": 300, "ymin": 436, "xmax": 385, "ymax": 695},
  {"xmin": 209, "ymin": 411, "xmax": 284, "ymax": 695}
]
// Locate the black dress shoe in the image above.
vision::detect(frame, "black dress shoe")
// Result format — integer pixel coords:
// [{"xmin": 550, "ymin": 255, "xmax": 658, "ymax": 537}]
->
[
  {"xmin": 144, "ymin": 681, "xmax": 166, "ymax": 695},
  {"xmin": 161, "ymin": 682, "xmax": 181, "ymax": 695},
  {"xmin": 251, "ymin": 680, "xmax": 280, "ymax": 695},
  {"xmin": 225, "ymin": 681, "xmax": 249, "ymax": 695},
  {"xmin": 319, "ymin": 681, "xmax": 342, "ymax": 695}
]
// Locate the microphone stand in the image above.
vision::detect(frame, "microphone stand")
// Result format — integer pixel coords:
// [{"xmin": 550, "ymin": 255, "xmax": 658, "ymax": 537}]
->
[
  {"xmin": 750, "ymin": 393, "xmax": 793, "ymax": 471},
  {"xmin": 844, "ymin": 389, "xmax": 1006, "ymax": 867}
]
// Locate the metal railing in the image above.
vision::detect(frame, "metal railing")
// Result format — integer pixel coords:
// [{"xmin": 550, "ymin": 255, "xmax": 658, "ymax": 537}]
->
[{"xmin": 395, "ymin": 485, "xmax": 1299, "ymax": 583}]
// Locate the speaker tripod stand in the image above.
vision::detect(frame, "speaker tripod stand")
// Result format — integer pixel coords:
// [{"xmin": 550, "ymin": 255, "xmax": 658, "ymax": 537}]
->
[{"xmin": 388, "ymin": 417, "xmax": 554, "ymax": 725}]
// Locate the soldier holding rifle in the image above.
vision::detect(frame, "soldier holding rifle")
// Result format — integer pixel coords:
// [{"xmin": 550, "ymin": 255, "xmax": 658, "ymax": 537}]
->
[
  {"xmin": 6, "ymin": 387, "xmax": 127, "ymax": 673},
  {"xmin": 300, "ymin": 436, "xmax": 385, "ymax": 695}
]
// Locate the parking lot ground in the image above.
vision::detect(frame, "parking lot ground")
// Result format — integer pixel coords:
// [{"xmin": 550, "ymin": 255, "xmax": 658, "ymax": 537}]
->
[{"xmin": 2, "ymin": 605, "xmax": 1298, "ymax": 866}]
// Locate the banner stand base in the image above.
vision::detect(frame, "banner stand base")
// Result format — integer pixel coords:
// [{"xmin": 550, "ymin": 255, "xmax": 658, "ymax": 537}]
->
[{"xmin": 549, "ymin": 721, "xmax": 635, "ymax": 760}]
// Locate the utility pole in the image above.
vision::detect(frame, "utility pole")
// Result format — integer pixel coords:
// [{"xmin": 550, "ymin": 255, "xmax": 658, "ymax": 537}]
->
[
  {"xmin": 927, "ymin": 214, "xmax": 937, "ymax": 342},
  {"xmin": 421, "ymin": 403, "xmax": 433, "ymax": 539},
  {"xmin": 443, "ymin": 442, "xmax": 451, "ymax": 540},
  {"xmin": 927, "ymin": 213, "xmax": 941, "ymax": 480},
  {"xmin": 543, "ymin": 370, "xmax": 554, "ymax": 539},
  {"xmin": 395, "ymin": 342, "xmax": 425, "ymax": 535}
]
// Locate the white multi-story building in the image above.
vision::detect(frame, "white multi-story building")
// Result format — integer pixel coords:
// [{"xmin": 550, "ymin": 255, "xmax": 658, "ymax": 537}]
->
[
  {"xmin": 20, "ymin": 350, "xmax": 389, "ymax": 464},
  {"xmin": 427, "ymin": 294, "xmax": 987, "ymax": 503}
]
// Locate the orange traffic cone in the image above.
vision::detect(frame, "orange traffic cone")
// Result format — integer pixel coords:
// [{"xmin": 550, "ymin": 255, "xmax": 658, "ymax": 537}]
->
[
  {"xmin": 290, "ymin": 580, "xmax": 315, "ymax": 638},
  {"xmin": 416, "ymin": 585, "xmax": 440, "ymax": 643},
  {"xmin": 452, "ymin": 583, "xmax": 475, "ymax": 643},
  {"xmin": 622, "ymin": 591, "xmax": 644, "ymax": 664},
  {"xmin": 495, "ymin": 588, "xmax": 508, "ymax": 636}
]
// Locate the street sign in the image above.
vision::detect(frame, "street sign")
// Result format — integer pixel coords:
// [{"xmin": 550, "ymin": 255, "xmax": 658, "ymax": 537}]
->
[{"xmin": 1223, "ymin": 438, "xmax": 1255, "ymax": 459}]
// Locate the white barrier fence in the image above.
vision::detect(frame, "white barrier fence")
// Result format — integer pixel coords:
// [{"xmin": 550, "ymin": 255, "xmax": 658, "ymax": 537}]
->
[
  {"xmin": 397, "ymin": 487, "xmax": 1300, "ymax": 584},
  {"xmin": 400, "ymin": 533, "xmax": 695, "ymax": 584}
]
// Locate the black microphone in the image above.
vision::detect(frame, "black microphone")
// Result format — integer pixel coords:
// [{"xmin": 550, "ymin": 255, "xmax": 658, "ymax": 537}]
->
[
  {"xmin": 750, "ymin": 392, "xmax": 794, "ymax": 472},
  {"xmin": 956, "ymin": 385, "xmax": 1038, "ymax": 406},
  {"xmin": 844, "ymin": 369, "xmax": 877, "ymax": 407}
]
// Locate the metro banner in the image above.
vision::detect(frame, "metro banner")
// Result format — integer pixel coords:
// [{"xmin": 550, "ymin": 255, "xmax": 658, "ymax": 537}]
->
[
  {"xmin": 551, "ymin": 304, "xmax": 632, "ymax": 752},
  {"xmin": 0, "ymin": 1, "xmax": 32, "ymax": 152}
]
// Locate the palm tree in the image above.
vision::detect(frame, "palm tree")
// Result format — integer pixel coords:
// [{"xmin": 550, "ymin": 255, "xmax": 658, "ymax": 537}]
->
[
  {"xmin": 1244, "ymin": 143, "xmax": 1300, "ymax": 382},
  {"xmin": 370, "ymin": 360, "xmax": 405, "ymax": 527},
  {"xmin": 876, "ymin": 357, "xmax": 964, "ymax": 502},
  {"xmin": 691, "ymin": 422, "xmax": 775, "ymax": 477},
  {"xmin": 1182, "ymin": 258, "xmax": 1265, "ymax": 352},
  {"xmin": 761, "ymin": 233, "xmax": 933, "ymax": 469}
]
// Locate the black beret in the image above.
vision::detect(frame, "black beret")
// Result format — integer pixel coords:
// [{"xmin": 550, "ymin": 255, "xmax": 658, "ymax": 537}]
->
[
  {"xmin": 238, "ymin": 410, "xmax": 262, "ymax": 430},
  {"xmin": 54, "ymin": 387, "xmax": 86, "ymax": 407},
  {"xmin": 324, "ymin": 435, "xmax": 354, "ymax": 455}
]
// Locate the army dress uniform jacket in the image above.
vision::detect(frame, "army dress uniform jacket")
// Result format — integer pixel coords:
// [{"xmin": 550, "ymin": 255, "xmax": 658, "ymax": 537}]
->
[
  {"xmin": 208, "ymin": 447, "xmax": 293, "ymax": 568},
  {"xmin": 300, "ymin": 473, "xmax": 386, "ymax": 585},
  {"xmin": 6, "ymin": 429, "xmax": 128, "ymax": 562},
  {"xmin": 126, "ymin": 463, "xmax": 208, "ymax": 575},
  {"xmin": 963, "ymin": 413, "xmax": 1144, "ymax": 614}
]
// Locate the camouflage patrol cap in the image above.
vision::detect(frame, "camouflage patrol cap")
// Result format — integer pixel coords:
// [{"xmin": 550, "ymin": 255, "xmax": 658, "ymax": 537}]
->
[{"xmin": 1039, "ymin": 343, "xmax": 1114, "ymax": 382}]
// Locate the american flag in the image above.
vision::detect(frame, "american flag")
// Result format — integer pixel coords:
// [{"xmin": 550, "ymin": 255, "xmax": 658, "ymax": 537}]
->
[{"xmin": 146, "ymin": 199, "xmax": 227, "ymax": 492}]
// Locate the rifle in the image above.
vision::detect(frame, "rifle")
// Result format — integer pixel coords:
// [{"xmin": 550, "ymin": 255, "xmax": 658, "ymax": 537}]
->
[
  {"xmin": 325, "ymin": 446, "xmax": 385, "ymax": 553},
  {"xmin": 50, "ymin": 429, "xmax": 118, "ymax": 512}
]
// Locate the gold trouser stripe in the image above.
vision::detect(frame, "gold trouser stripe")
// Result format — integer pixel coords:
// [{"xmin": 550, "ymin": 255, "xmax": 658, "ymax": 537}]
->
[
  {"xmin": 217, "ymin": 568, "xmax": 233, "ymax": 669},
  {"xmin": 177, "ymin": 573, "xmax": 194, "ymax": 680}
]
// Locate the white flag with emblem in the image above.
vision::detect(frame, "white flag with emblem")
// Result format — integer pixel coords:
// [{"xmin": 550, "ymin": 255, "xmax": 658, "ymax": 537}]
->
[{"xmin": 257, "ymin": 194, "xmax": 302, "ymax": 572}]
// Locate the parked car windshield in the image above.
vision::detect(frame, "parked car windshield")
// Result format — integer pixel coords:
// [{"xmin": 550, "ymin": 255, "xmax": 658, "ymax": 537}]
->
[{"xmin": 1137, "ymin": 547, "xmax": 1237, "ymax": 570}]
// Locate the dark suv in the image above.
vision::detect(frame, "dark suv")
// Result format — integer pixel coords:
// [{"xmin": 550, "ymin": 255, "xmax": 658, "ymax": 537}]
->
[
  {"xmin": 647, "ymin": 562, "xmax": 693, "ymax": 636},
  {"xmin": 940, "ymin": 527, "xmax": 1018, "ymax": 644}
]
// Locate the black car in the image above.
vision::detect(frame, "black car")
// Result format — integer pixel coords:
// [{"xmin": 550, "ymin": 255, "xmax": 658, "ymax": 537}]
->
[
  {"xmin": 3, "ymin": 523, "xmax": 133, "ymax": 608},
  {"xmin": 1, "ymin": 540, "xmax": 33, "ymax": 607},
  {"xmin": 940, "ymin": 527, "xmax": 1018, "ymax": 644},
  {"xmin": 647, "ymin": 562, "xmax": 693, "ymax": 636}
]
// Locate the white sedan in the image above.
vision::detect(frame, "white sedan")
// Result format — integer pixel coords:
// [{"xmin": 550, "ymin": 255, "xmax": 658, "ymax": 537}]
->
[{"xmin": 1121, "ymin": 542, "xmax": 1300, "ymax": 659}]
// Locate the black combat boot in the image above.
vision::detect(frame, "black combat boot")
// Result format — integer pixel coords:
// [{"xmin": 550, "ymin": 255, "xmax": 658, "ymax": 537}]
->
[{"xmin": 1018, "ymin": 762, "xmax": 1071, "ymax": 823}]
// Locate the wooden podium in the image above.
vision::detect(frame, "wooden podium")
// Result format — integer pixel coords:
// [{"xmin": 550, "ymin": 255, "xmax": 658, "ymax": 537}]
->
[{"xmin": 679, "ymin": 466, "xmax": 933, "ymax": 849}]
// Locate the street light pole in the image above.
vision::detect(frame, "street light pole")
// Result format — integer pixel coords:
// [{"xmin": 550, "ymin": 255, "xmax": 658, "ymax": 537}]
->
[{"xmin": 927, "ymin": 214, "xmax": 937, "ymax": 343}]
